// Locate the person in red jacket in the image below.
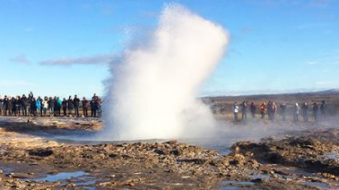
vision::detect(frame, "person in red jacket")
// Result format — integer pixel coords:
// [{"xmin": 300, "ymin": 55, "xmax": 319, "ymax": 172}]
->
[
  {"xmin": 260, "ymin": 103, "xmax": 267, "ymax": 119},
  {"xmin": 82, "ymin": 97, "xmax": 89, "ymax": 117}
]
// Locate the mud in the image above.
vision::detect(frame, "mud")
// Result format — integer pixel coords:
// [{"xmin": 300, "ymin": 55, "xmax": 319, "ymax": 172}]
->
[{"xmin": 0, "ymin": 117, "xmax": 339, "ymax": 189}]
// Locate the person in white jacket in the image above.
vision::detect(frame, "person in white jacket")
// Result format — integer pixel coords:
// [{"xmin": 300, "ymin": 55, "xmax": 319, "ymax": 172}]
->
[
  {"xmin": 42, "ymin": 97, "xmax": 49, "ymax": 116},
  {"xmin": 233, "ymin": 102, "xmax": 239, "ymax": 121}
]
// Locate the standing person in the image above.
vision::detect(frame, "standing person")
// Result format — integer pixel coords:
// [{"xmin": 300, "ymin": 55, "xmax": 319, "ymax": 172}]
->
[
  {"xmin": 73, "ymin": 95, "xmax": 80, "ymax": 117},
  {"xmin": 42, "ymin": 97, "xmax": 48, "ymax": 116},
  {"xmin": 37, "ymin": 97, "xmax": 43, "ymax": 116},
  {"xmin": 48, "ymin": 97, "xmax": 54, "ymax": 116},
  {"xmin": 96, "ymin": 97, "xmax": 102, "ymax": 117},
  {"xmin": 267, "ymin": 101, "xmax": 273, "ymax": 120},
  {"xmin": 21, "ymin": 95, "xmax": 28, "ymax": 116},
  {"xmin": 271, "ymin": 102, "xmax": 278, "ymax": 120},
  {"xmin": 36, "ymin": 97, "xmax": 42, "ymax": 116},
  {"xmin": 250, "ymin": 102, "xmax": 256, "ymax": 118},
  {"xmin": 312, "ymin": 102, "xmax": 319, "ymax": 122},
  {"xmin": 280, "ymin": 103, "xmax": 287, "ymax": 121},
  {"xmin": 90, "ymin": 98, "xmax": 96, "ymax": 117},
  {"xmin": 54, "ymin": 97, "xmax": 62, "ymax": 116},
  {"xmin": 82, "ymin": 97, "xmax": 89, "ymax": 117},
  {"xmin": 301, "ymin": 102, "xmax": 309, "ymax": 122},
  {"xmin": 260, "ymin": 102, "xmax": 267, "ymax": 119},
  {"xmin": 7, "ymin": 96, "xmax": 13, "ymax": 116},
  {"xmin": 3, "ymin": 96, "xmax": 8, "ymax": 116},
  {"xmin": 92, "ymin": 93, "xmax": 99, "ymax": 100},
  {"xmin": 11, "ymin": 97, "xmax": 18, "ymax": 116},
  {"xmin": 90, "ymin": 98, "xmax": 99, "ymax": 117},
  {"xmin": 3, "ymin": 96, "xmax": 10, "ymax": 116},
  {"xmin": 320, "ymin": 100, "xmax": 326, "ymax": 121},
  {"xmin": 241, "ymin": 101, "xmax": 247, "ymax": 120},
  {"xmin": 62, "ymin": 98, "xmax": 67, "ymax": 116},
  {"xmin": 67, "ymin": 96, "xmax": 74, "ymax": 116},
  {"xmin": 16, "ymin": 96, "xmax": 21, "ymax": 116},
  {"xmin": 30, "ymin": 98, "xmax": 37, "ymax": 116},
  {"xmin": 233, "ymin": 102, "xmax": 239, "ymax": 121},
  {"xmin": 294, "ymin": 103, "xmax": 300, "ymax": 122}
]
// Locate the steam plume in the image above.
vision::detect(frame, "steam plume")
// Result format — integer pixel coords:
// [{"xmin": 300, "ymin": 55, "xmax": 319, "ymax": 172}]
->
[{"xmin": 102, "ymin": 4, "xmax": 229, "ymax": 140}]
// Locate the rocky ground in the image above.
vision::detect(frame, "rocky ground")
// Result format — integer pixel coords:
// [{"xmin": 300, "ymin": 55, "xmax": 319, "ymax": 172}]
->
[{"xmin": 0, "ymin": 116, "xmax": 339, "ymax": 189}]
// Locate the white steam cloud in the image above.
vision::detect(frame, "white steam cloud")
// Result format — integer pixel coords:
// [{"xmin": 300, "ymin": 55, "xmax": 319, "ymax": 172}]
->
[{"xmin": 102, "ymin": 4, "xmax": 229, "ymax": 140}]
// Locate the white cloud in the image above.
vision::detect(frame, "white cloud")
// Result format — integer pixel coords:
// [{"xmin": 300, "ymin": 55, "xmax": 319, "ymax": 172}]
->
[
  {"xmin": 0, "ymin": 79, "xmax": 35, "ymax": 87},
  {"xmin": 9, "ymin": 54, "xmax": 31, "ymax": 64},
  {"xmin": 40, "ymin": 54, "xmax": 115, "ymax": 66}
]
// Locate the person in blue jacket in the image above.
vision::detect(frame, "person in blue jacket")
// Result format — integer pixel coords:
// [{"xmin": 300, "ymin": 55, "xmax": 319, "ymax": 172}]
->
[{"xmin": 36, "ymin": 97, "xmax": 42, "ymax": 116}]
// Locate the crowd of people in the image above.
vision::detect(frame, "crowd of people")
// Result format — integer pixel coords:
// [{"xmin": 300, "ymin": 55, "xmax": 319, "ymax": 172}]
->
[
  {"xmin": 232, "ymin": 100, "xmax": 327, "ymax": 122},
  {"xmin": 0, "ymin": 92, "xmax": 102, "ymax": 117}
]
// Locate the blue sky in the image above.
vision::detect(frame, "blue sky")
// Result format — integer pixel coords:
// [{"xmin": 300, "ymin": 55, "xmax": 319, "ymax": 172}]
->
[{"xmin": 0, "ymin": 0, "xmax": 338, "ymax": 98}]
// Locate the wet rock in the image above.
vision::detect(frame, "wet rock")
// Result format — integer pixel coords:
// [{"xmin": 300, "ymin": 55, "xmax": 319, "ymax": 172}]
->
[
  {"xmin": 8, "ymin": 172, "xmax": 32, "ymax": 178},
  {"xmin": 265, "ymin": 152, "xmax": 282, "ymax": 163},
  {"xmin": 154, "ymin": 149, "xmax": 167, "ymax": 155},
  {"xmin": 177, "ymin": 158, "xmax": 208, "ymax": 164},
  {"xmin": 251, "ymin": 178, "xmax": 263, "ymax": 183},
  {"xmin": 28, "ymin": 148, "xmax": 53, "ymax": 157},
  {"xmin": 170, "ymin": 148, "xmax": 181, "ymax": 156},
  {"xmin": 289, "ymin": 137, "xmax": 320, "ymax": 148}
]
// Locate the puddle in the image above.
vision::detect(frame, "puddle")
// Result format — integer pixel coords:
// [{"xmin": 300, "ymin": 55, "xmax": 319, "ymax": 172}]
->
[
  {"xmin": 304, "ymin": 181, "xmax": 330, "ymax": 189},
  {"xmin": 324, "ymin": 152, "xmax": 339, "ymax": 160},
  {"xmin": 76, "ymin": 180, "xmax": 97, "ymax": 186},
  {"xmin": 219, "ymin": 187, "xmax": 240, "ymax": 190},
  {"xmin": 33, "ymin": 171, "xmax": 88, "ymax": 182},
  {"xmin": 251, "ymin": 174, "xmax": 271, "ymax": 179},
  {"xmin": 0, "ymin": 165, "xmax": 16, "ymax": 173},
  {"xmin": 219, "ymin": 181, "xmax": 256, "ymax": 190}
]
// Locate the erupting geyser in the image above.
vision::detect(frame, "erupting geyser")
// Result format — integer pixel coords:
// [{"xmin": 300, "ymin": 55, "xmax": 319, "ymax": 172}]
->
[{"xmin": 102, "ymin": 4, "xmax": 229, "ymax": 140}]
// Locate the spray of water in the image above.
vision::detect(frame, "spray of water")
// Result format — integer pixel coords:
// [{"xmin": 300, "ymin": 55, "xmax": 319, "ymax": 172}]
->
[{"xmin": 102, "ymin": 4, "xmax": 229, "ymax": 140}]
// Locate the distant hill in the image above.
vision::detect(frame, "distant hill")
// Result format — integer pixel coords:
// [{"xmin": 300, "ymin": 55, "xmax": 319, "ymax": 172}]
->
[
  {"xmin": 203, "ymin": 89, "xmax": 339, "ymax": 102},
  {"xmin": 314, "ymin": 89, "xmax": 339, "ymax": 95}
]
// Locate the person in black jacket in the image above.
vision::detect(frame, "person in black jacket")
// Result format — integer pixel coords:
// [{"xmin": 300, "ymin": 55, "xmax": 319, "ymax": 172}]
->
[
  {"xmin": 250, "ymin": 102, "xmax": 256, "ymax": 118},
  {"xmin": 30, "ymin": 97, "xmax": 37, "ymax": 116},
  {"xmin": 48, "ymin": 97, "xmax": 54, "ymax": 116},
  {"xmin": 3, "ymin": 96, "xmax": 9, "ymax": 116},
  {"xmin": 11, "ymin": 97, "xmax": 17, "ymax": 116},
  {"xmin": 90, "ymin": 98, "xmax": 96, "ymax": 117},
  {"xmin": 21, "ymin": 95, "xmax": 28, "ymax": 116},
  {"xmin": 67, "ymin": 96, "xmax": 74, "ymax": 116},
  {"xmin": 16, "ymin": 96, "xmax": 21, "ymax": 116},
  {"xmin": 73, "ymin": 95, "xmax": 80, "ymax": 117},
  {"xmin": 62, "ymin": 98, "xmax": 67, "ymax": 116}
]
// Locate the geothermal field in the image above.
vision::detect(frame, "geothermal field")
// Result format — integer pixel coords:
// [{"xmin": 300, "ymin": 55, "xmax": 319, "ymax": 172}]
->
[
  {"xmin": 1, "ymin": 91, "xmax": 339, "ymax": 190},
  {"xmin": 2, "ymin": 3, "xmax": 339, "ymax": 190}
]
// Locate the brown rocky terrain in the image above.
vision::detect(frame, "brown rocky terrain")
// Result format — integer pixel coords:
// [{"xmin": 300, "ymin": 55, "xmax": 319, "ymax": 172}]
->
[{"xmin": 0, "ymin": 116, "xmax": 339, "ymax": 189}]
